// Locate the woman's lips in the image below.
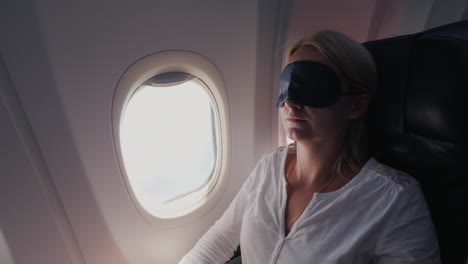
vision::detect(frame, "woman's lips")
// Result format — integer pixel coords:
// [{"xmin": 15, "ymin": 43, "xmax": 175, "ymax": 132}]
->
[{"xmin": 287, "ymin": 116, "xmax": 305, "ymax": 122}]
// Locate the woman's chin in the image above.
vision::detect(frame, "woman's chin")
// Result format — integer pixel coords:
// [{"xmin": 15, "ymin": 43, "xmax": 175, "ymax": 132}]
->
[{"xmin": 286, "ymin": 130, "xmax": 312, "ymax": 142}]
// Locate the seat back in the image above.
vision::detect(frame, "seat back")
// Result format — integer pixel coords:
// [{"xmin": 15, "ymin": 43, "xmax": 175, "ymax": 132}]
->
[{"xmin": 363, "ymin": 21, "xmax": 468, "ymax": 264}]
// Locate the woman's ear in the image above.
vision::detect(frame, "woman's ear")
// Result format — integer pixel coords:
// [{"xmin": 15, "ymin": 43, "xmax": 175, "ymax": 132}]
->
[{"xmin": 348, "ymin": 94, "xmax": 370, "ymax": 119}]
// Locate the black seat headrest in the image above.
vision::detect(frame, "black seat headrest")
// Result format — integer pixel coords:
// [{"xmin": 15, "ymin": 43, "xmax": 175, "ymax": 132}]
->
[{"xmin": 363, "ymin": 20, "xmax": 468, "ymax": 264}]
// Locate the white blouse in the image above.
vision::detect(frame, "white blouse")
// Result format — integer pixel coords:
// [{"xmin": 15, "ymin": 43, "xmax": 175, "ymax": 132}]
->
[{"xmin": 179, "ymin": 145, "xmax": 440, "ymax": 264}]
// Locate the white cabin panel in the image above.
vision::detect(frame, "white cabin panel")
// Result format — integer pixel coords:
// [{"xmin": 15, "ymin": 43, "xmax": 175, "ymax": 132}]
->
[
  {"xmin": 3, "ymin": 0, "xmax": 280, "ymax": 263},
  {"xmin": 0, "ymin": 56, "xmax": 75, "ymax": 264}
]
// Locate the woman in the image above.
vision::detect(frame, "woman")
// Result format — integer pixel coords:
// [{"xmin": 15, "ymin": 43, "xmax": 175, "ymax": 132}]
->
[{"xmin": 179, "ymin": 31, "xmax": 440, "ymax": 264}]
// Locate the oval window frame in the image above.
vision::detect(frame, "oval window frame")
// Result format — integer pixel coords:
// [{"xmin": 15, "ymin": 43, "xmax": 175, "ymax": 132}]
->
[{"xmin": 112, "ymin": 50, "xmax": 231, "ymax": 227}]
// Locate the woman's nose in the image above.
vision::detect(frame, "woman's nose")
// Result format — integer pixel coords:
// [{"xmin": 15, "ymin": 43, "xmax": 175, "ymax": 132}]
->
[{"xmin": 284, "ymin": 99, "xmax": 302, "ymax": 109}]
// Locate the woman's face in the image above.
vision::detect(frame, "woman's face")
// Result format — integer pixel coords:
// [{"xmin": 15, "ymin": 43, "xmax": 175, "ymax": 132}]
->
[{"xmin": 280, "ymin": 46, "xmax": 367, "ymax": 143}]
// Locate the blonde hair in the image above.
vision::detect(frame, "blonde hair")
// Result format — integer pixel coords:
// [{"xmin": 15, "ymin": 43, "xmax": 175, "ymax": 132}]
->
[{"xmin": 288, "ymin": 30, "xmax": 377, "ymax": 177}]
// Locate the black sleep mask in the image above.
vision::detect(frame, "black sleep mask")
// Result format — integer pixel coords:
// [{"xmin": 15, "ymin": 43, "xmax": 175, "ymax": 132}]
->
[{"xmin": 276, "ymin": 60, "xmax": 361, "ymax": 108}]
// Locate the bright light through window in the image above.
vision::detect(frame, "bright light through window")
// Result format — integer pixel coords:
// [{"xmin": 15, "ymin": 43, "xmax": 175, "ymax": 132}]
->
[{"xmin": 120, "ymin": 78, "xmax": 216, "ymax": 209}]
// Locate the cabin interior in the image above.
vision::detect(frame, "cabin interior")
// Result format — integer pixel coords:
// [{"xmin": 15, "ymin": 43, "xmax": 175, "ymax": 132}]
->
[{"xmin": 1, "ymin": 0, "xmax": 467, "ymax": 263}]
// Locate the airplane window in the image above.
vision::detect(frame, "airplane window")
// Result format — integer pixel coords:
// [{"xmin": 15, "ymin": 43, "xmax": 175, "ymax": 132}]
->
[
  {"xmin": 120, "ymin": 73, "xmax": 218, "ymax": 217},
  {"xmin": 113, "ymin": 51, "xmax": 230, "ymax": 224}
]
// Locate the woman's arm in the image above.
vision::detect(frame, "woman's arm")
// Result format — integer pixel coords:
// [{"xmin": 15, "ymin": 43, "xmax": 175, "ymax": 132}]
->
[
  {"xmin": 178, "ymin": 187, "xmax": 248, "ymax": 264},
  {"xmin": 373, "ymin": 183, "xmax": 441, "ymax": 264},
  {"xmin": 179, "ymin": 156, "xmax": 264, "ymax": 264}
]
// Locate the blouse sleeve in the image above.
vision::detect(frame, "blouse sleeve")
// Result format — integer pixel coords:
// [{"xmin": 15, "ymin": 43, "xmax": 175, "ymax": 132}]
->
[
  {"xmin": 178, "ymin": 154, "xmax": 265, "ymax": 264},
  {"xmin": 373, "ymin": 182, "xmax": 441, "ymax": 264}
]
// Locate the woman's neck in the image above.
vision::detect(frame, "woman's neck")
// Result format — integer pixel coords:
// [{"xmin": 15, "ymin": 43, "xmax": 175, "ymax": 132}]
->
[{"xmin": 292, "ymin": 138, "xmax": 345, "ymax": 187}]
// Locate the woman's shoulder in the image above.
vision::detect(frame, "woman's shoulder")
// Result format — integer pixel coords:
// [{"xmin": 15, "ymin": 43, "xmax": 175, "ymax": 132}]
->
[
  {"xmin": 258, "ymin": 145, "xmax": 288, "ymax": 163},
  {"xmin": 248, "ymin": 145, "xmax": 289, "ymax": 176},
  {"xmin": 358, "ymin": 159, "xmax": 429, "ymax": 216},
  {"xmin": 366, "ymin": 158, "xmax": 419, "ymax": 191},
  {"xmin": 242, "ymin": 145, "xmax": 287, "ymax": 188}
]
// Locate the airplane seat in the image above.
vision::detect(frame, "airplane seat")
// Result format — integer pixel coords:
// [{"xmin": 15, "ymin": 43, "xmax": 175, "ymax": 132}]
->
[{"xmin": 363, "ymin": 20, "xmax": 468, "ymax": 264}]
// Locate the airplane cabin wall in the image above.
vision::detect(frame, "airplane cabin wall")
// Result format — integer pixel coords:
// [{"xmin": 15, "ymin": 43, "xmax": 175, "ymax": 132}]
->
[
  {"xmin": 423, "ymin": 0, "xmax": 468, "ymax": 29},
  {"xmin": 285, "ymin": 0, "xmax": 468, "ymax": 44},
  {"xmin": 0, "ymin": 55, "xmax": 79, "ymax": 264},
  {"xmin": 1, "ymin": 0, "xmax": 281, "ymax": 263}
]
